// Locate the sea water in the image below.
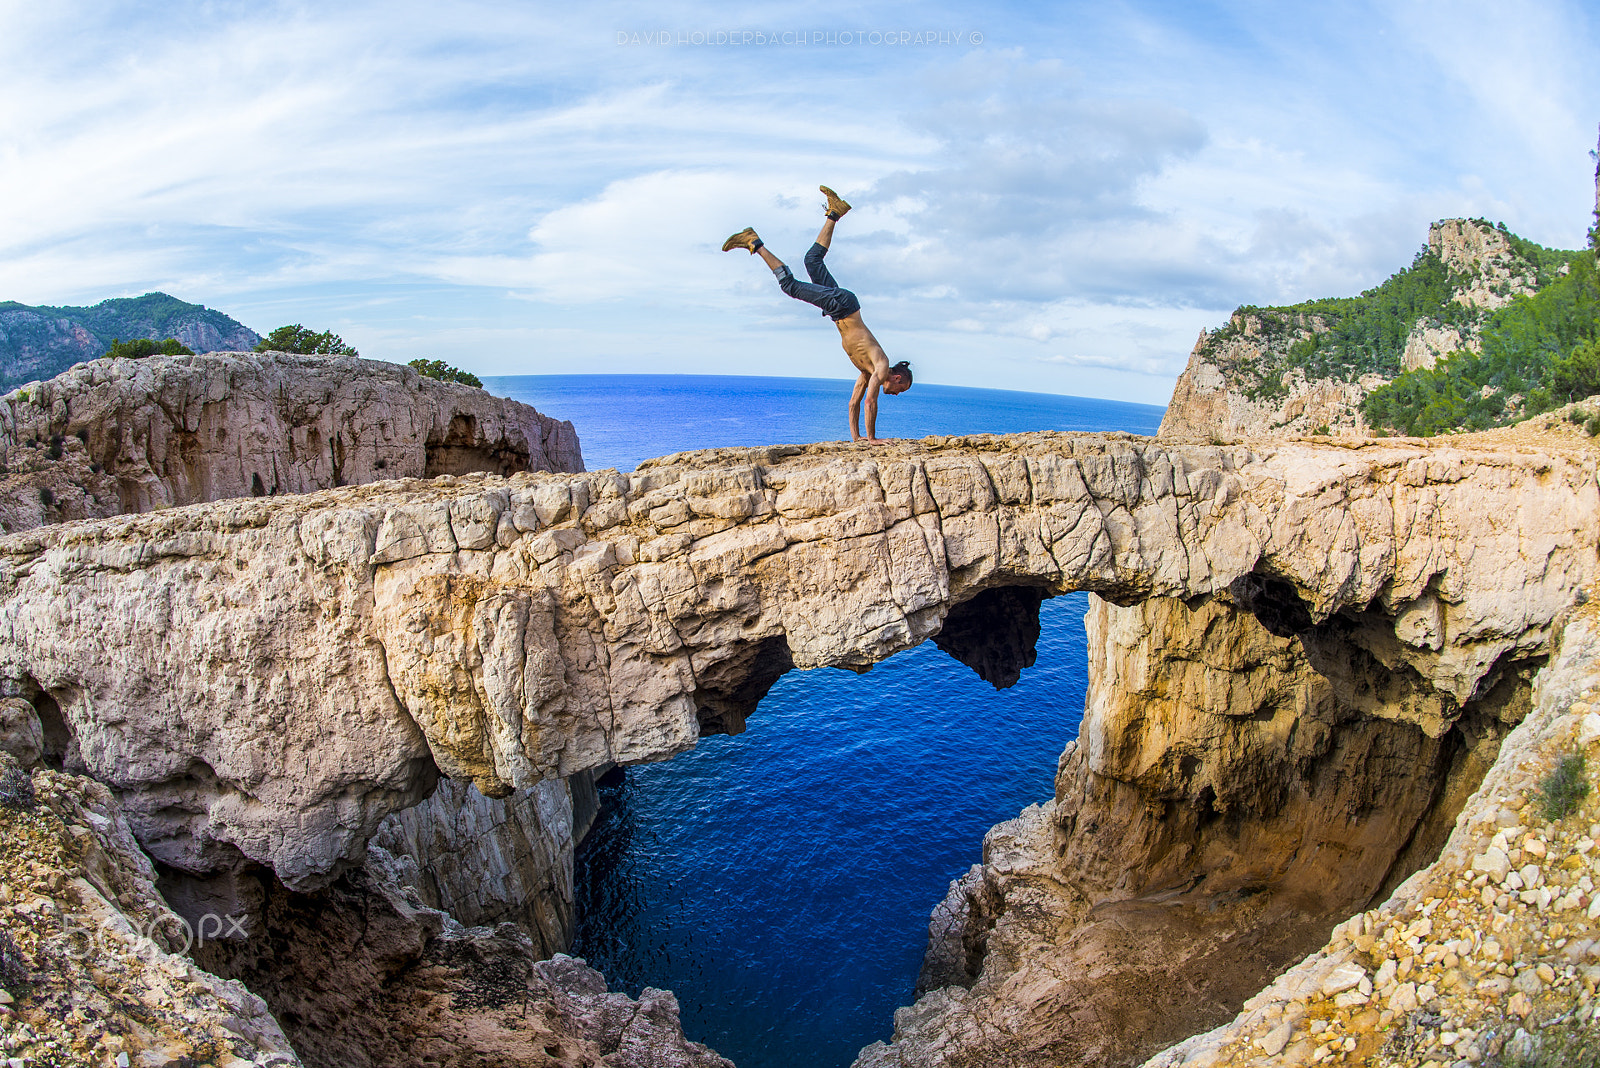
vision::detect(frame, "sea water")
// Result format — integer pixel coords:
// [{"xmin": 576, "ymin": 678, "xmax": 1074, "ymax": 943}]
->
[{"xmin": 484, "ymin": 375, "xmax": 1165, "ymax": 1068}]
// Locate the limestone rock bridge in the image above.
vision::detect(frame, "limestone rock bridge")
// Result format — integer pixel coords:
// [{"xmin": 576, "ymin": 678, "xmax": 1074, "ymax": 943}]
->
[{"xmin": 2, "ymin": 431, "xmax": 1592, "ymax": 894}]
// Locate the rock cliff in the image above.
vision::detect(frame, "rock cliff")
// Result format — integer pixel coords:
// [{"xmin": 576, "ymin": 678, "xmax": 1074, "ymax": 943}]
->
[
  {"xmin": 859, "ymin": 588, "xmax": 1526, "ymax": 1067},
  {"xmin": 1158, "ymin": 219, "xmax": 1553, "ymax": 442},
  {"xmin": 370, "ymin": 771, "xmax": 600, "ymax": 957},
  {"xmin": 0, "ymin": 351, "xmax": 583, "ymax": 532},
  {"xmin": 0, "ymin": 751, "xmax": 300, "ymax": 1067},
  {"xmin": 0, "ymin": 748, "xmax": 726, "ymax": 1068},
  {"xmin": 1142, "ymin": 607, "xmax": 1600, "ymax": 1068}
]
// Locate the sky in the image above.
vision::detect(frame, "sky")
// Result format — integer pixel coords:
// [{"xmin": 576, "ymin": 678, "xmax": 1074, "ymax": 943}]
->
[{"xmin": 1, "ymin": 1, "xmax": 1597, "ymax": 405}]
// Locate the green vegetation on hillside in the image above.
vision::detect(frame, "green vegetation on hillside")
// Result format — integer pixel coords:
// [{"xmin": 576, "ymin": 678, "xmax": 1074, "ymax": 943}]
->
[
  {"xmin": 102, "ymin": 337, "xmax": 194, "ymax": 359},
  {"xmin": 408, "ymin": 359, "xmax": 482, "ymax": 389},
  {"xmin": 0, "ymin": 292, "xmax": 259, "ymax": 390},
  {"xmin": 66, "ymin": 293, "xmax": 222, "ymax": 343},
  {"xmin": 1201, "ymin": 246, "xmax": 1476, "ymax": 400},
  {"xmin": 254, "ymin": 324, "xmax": 359, "ymax": 357},
  {"xmin": 1362, "ymin": 254, "xmax": 1600, "ymax": 435}
]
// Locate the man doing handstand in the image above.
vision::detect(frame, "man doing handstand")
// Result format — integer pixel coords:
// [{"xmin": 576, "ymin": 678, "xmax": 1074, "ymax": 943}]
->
[{"xmin": 723, "ymin": 186, "xmax": 912, "ymax": 444}]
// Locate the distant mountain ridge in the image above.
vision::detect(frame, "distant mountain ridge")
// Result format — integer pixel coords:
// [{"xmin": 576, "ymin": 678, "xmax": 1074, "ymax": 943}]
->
[{"xmin": 0, "ymin": 292, "xmax": 260, "ymax": 390}]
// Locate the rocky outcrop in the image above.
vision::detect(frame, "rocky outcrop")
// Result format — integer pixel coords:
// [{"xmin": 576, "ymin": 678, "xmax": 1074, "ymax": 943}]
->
[
  {"xmin": 0, "ymin": 751, "xmax": 727, "ymax": 1068},
  {"xmin": 0, "ymin": 348, "xmax": 599, "ymax": 1034},
  {"xmin": 1142, "ymin": 608, "xmax": 1600, "ymax": 1068},
  {"xmin": 1401, "ymin": 322, "xmax": 1476, "ymax": 373},
  {"xmin": 1427, "ymin": 219, "xmax": 1541, "ymax": 311},
  {"xmin": 188, "ymin": 854, "xmax": 732, "ymax": 1068},
  {"xmin": 0, "ymin": 351, "xmax": 583, "ymax": 532},
  {"xmin": 0, "ymin": 348, "xmax": 589, "ymax": 962},
  {"xmin": 1158, "ymin": 219, "xmax": 1553, "ymax": 442},
  {"xmin": 1160, "ymin": 324, "xmax": 1384, "ymax": 440},
  {"xmin": 0, "ymin": 433, "xmax": 1592, "ymax": 900}
]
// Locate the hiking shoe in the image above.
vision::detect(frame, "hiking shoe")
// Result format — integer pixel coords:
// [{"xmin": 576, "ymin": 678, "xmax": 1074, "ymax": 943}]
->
[
  {"xmin": 820, "ymin": 185, "xmax": 851, "ymax": 218},
  {"xmin": 721, "ymin": 227, "xmax": 762, "ymax": 252}
]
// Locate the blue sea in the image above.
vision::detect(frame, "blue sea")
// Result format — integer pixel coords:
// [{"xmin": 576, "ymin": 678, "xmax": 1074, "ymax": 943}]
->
[{"xmin": 485, "ymin": 375, "xmax": 1164, "ymax": 1068}]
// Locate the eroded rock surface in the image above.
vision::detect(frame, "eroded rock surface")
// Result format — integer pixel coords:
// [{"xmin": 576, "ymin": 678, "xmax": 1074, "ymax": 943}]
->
[
  {"xmin": 0, "ymin": 752, "xmax": 300, "ymax": 1067},
  {"xmin": 371, "ymin": 772, "xmax": 596, "ymax": 958},
  {"xmin": 0, "ymin": 434, "xmax": 1593, "ymax": 899},
  {"xmin": 0, "ymin": 351, "xmax": 582, "ymax": 532},
  {"xmin": 0, "ymin": 744, "xmax": 724, "ymax": 1068},
  {"xmin": 1143, "ymin": 610, "xmax": 1600, "ymax": 1068},
  {"xmin": 0, "ymin": 427, "xmax": 1595, "ymax": 1067}
]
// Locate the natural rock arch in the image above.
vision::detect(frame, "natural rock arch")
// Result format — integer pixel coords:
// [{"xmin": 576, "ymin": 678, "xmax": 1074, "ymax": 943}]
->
[{"xmin": 0, "ymin": 433, "xmax": 1593, "ymax": 893}]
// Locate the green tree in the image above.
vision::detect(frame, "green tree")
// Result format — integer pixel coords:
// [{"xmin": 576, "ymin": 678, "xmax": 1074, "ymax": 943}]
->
[
  {"xmin": 1549, "ymin": 338, "xmax": 1600, "ymax": 403},
  {"xmin": 102, "ymin": 337, "xmax": 194, "ymax": 359},
  {"xmin": 254, "ymin": 324, "xmax": 359, "ymax": 356},
  {"xmin": 408, "ymin": 359, "xmax": 482, "ymax": 389},
  {"xmin": 1362, "ymin": 254, "xmax": 1600, "ymax": 434}
]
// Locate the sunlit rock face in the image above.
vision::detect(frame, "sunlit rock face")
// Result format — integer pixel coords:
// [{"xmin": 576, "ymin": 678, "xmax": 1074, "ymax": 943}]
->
[
  {"xmin": 0, "ymin": 433, "xmax": 1591, "ymax": 895},
  {"xmin": 0, "ymin": 351, "xmax": 582, "ymax": 532}
]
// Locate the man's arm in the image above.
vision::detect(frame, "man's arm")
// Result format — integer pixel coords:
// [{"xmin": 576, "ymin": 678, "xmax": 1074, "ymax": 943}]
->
[
  {"xmin": 848, "ymin": 371, "xmax": 870, "ymax": 441},
  {"xmin": 860, "ymin": 368, "xmax": 886, "ymax": 443}
]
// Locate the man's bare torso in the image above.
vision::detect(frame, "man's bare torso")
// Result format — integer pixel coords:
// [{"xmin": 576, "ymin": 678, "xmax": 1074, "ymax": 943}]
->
[{"xmin": 834, "ymin": 311, "xmax": 888, "ymax": 376}]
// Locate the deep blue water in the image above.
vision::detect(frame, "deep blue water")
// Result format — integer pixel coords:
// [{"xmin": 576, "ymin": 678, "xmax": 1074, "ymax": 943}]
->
[{"xmin": 483, "ymin": 375, "xmax": 1164, "ymax": 1068}]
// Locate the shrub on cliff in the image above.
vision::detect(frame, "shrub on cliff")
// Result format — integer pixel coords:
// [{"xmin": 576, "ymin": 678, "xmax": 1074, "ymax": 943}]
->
[
  {"xmin": 102, "ymin": 337, "xmax": 194, "ymax": 359},
  {"xmin": 1204, "ymin": 246, "xmax": 1470, "ymax": 402},
  {"xmin": 408, "ymin": 359, "xmax": 482, "ymax": 389},
  {"xmin": 1537, "ymin": 752, "xmax": 1589, "ymax": 822},
  {"xmin": 254, "ymin": 324, "xmax": 359, "ymax": 357},
  {"xmin": 0, "ymin": 762, "xmax": 34, "ymax": 810}
]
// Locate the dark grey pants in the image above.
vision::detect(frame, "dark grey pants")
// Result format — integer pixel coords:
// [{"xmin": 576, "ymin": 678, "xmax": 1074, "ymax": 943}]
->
[{"xmin": 774, "ymin": 243, "xmax": 861, "ymax": 320}]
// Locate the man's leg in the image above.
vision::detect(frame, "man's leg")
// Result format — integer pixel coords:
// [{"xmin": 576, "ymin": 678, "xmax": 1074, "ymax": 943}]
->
[
  {"xmin": 804, "ymin": 217, "xmax": 840, "ymax": 286},
  {"xmin": 765, "ymin": 249, "xmax": 858, "ymax": 319},
  {"xmin": 754, "ymin": 244, "xmax": 785, "ymax": 273},
  {"xmin": 725, "ymin": 226, "xmax": 856, "ymax": 317}
]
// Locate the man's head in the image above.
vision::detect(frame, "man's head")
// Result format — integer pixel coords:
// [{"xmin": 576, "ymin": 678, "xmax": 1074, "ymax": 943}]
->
[{"xmin": 885, "ymin": 360, "xmax": 913, "ymax": 395}]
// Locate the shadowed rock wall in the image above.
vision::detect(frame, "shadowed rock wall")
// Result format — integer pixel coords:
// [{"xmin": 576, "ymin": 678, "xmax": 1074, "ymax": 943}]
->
[{"xmin": 869, "ymin": 591, "xmax": 1526, "ymax": 1068}]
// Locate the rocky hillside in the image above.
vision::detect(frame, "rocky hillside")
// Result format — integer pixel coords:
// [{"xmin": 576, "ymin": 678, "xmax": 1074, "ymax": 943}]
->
[
  {"xmin": 0, "ymin": 749, "xmax": 729, "ymax": 1068},
  {"xmin": 0, "ymin": 292, "xmax": 260, "ymax": 390},
  {"xmin": 1159, "ymin": 219, "xmax": 1584, "ymax": 440},
  {"xmin": 3, "ymin": 344, "xmax": 1600, "ymax": 1068}
]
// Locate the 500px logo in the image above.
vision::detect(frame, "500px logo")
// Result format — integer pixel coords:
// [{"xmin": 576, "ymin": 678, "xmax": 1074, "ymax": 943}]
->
[
  {"xmin": 616, "ymin": 29, "xmax": 983, "ymax": 46},
  {"xmin": 56, "ymin": 911, "xmax": 249, "ymax": 961}
]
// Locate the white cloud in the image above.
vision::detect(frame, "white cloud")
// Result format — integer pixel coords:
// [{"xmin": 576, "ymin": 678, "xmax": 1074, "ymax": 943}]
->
[{"xmin": 0, "ymin": 0, "xmax": 1594, "ymax": 407}]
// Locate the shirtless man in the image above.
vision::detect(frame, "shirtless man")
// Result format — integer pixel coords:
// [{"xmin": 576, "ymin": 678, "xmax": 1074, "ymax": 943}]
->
[{"xmin": 723, "ymin": 186, "xmax": 911, "ymax": 444}]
